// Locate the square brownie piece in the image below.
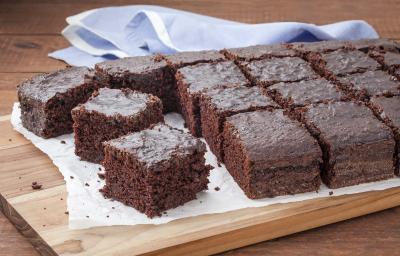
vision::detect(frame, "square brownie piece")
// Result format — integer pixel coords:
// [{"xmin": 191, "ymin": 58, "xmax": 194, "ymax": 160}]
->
[
  {"xmin": 291, "ymin": 40, "xmax": 353, "ymax": 53},
  {"xmin": 370, "ymin": 96, "xmax": 400, "ymax": 175},
  {"xmin": 372, "ymin": 51, "xmax": 400, "ymax": 79},
  {"xmin": 176, "ymin": 61, "xmax": 249, "ymax": 136},
  {"xmin": 95, "ymin": 55, "xmax": 177, "ymax": 112},
  {"xmin": 224, "ymin": 44, "xmax": 296, "ymax": 61},
  {"xmin": 315, "ymin": 49, "xmax": 380, "ymax": 77},
  {"xmin": 301, "ymin": 102, "xmax": 395, "ymax": 188},
  {"xmin": 200, "ymin": 86, "xmax": 278, "ymax": 161},
  {"xmin": 223, "ymin": 110, "xmax": 321, "ymax": 199},
  {"xmin": 164, "ymin": 50, "xmax": 225, "ymax": 70},
  {"xmin": 352, "ymin": 38, "xmax": 400, "ymax": 53},
  {"xmin": 338, "ymin": 70, "xmax": 399, "ymax": 100},
  {"xmin": 101, "ymin": 124, "xmax": 211, "ymax": 218},
  {"xmin": 243, "ymin": 57, "xmax": 318, "ymax": 87},
  {"xmin": 17, "ymin": 67, "xmax": 97, "ymax": 138},
  {"xmin": 72, "ymin": 88, "xmax": 163, "ymax": 163},
  {"xmin": 269, "ymin": 78, "xmax": 345, "ymax": 108}
]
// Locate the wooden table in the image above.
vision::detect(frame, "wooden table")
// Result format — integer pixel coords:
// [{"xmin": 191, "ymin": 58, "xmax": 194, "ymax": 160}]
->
[{"xmin": 1, "ymin": 1, "xmax": 400, "ymax": 255}]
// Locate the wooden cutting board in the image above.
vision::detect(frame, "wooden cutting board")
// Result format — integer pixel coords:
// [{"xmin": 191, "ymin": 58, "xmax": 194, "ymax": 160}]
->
[{"xmin": 1, "ymin": 114, "xmax": 400, "ymax": 256}]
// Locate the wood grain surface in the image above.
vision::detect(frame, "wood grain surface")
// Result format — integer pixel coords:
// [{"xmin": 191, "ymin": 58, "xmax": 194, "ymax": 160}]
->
[{"xmin": 1, "ymin": 0, "xmax": 400, "ymax": 255}]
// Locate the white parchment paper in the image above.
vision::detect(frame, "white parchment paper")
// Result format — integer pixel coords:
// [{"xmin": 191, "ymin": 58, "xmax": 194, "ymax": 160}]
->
[{"xmin": 10, "ymin": 103, "xmax": 400, "ymax": 229}]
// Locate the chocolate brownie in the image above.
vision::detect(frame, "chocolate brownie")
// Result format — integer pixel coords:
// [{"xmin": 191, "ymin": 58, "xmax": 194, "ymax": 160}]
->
[
  {"xmin": 224, "ymin": 44, "xmax": 296, "ymax": 61},
  {"xmin": 72, "ymin": 88, "xmax": 163, "ymax": 163},
  {"xmin": 176, "ymin": 61, "xmax": 249, "ymax": 136},
  {"xmin": 370, "ymin": 96, "xmax": 400, "ymax": 175},
  {"xmin": 243, "ymin": 57, "xmax": 318, "ymax": 87},
  {"xmin": 268, "ymin": 78, "xmax": 345, "ymax": 108},
  {"xmin": 291, "ymin": 40, "xmax": 353, "ymax": 53},
  {"xmin": 95, "ymin": 56, "xmax": 177, "ymax": 112},
  {"xmin": 164, "ymin": 50, "xmax": 225, "ymax": 70},
  {"xmin": 313, "ymin": 49, "xmax": 380, "ymax": 78},
  {"xmin": 200, "ymin": 86, "xmax": 278, "ymax": 161},
  {"xmin": 101, "ymin": 124, "xmax": 211, "ymax": 218},
  {"xmin": 223, "ymin": 110, "xmax": 321, "ymax": 199},
  {"xmin": 18, "ymin": 67, "xmax": 97, "ymax": 138},
  {"xmin": 372, "ymin": 51, "xmax": 400, "ymax": 79},
  {"xmin": 337, "ymin": 70, "xmax": 399, "ymax": 100},
  {"xmin": 352, "ymin": 38, "xmax": 400, "ymax": 53},
  {"xmin": 301, "ymin": 102, "xmax": 395, "ymax": 188}
]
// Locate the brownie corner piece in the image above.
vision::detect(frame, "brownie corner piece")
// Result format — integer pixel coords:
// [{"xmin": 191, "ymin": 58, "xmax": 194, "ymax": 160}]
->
[
  {"xmin": 302, "ymin": 101, "xmax": 395, "ymax": 188},
  {"xmin": 223, "ymin": 110, "xmax": 321, "ymax": 199},
  {"xmin": 17, "ymin": 66, "xmax": 97, "ymax": 138},
  {"xmin": 101, "ymin": 124, "xmax": 211, "ymax": 218},
  {"xmin": 200, "ymin": 86, "xmax": 278, "ymax": 161},
  {"xmin": 72, "ymin": 88, "xmax": 163, "ymax": 163},
  {"xmin": 176, "ymin": 61, "xmax": 249, "ymax": 136}
]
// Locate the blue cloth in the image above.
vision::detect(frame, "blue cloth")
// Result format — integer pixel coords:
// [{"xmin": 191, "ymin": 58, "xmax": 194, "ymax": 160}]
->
[{"xmin": 49, "ymin": 5, "xmax": 379, "ymax": 67}]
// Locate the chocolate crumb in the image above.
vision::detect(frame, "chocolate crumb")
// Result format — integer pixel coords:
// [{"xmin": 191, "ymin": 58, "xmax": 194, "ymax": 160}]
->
[
  {"xmin": 329, "ymin": 191, "xmax": 334, "ymax": 196},
  {"xmin": 42, "ymin": 224, "xmax": 46, "ymax": 227},
  {"xmin": 70, "ymin": 176, "xmax": 74, "ymax": 179},
  {"xmin": 8, "ymin": 138, "xmax": 12, "ymax": 142},
  {"xmin": 106, "ymin": 215, "xmax": 109, "ymax": 218},
  {"xmin": 64, "ymin": 211, "xmax": 69, "ymax": 215},
  {"xmin": 214, "ymin": 186, "xmax": 220, "ymax": 191},
  {"xmin": 18, "ymin": 177, "xmax": 21, "ymax": 180},
  {"xmin": 60, "ymin": 140, "xmax": 66, "ymax": 144},
  {"xmin": 98, "ymin": 173, "xmax": 105, "ymax": 180},
  {"xmin": 163, "ymin": 211, "xmax": 167, "ymax": 214},
  {"xmin": 112, "ymin": 207, "xmax": 115, "ymax": 209},
  {"xmin": 85, "ymin": 183, "xmax": 90, "ymax": 187},
  {"xmin": 60, "ymin": 198, "xmax": 63, "ymax": 201},
  {"xmin": 43, "ymin": 207, "xmax": 46, "ymax": 210},
  {"xmin": 86, "ymin": 216, "xmax": 89, "ymax": 218},
  {"xmin": 217, "ymin": 162, "xmax": 222, "ymax": 167},
  {"xmin": 98, "ymin": 167, "xmax": 102, "ymax": 171},
  {"xmin": 31, "ymin": 181, "xmax": 42, "ymax": 190}
]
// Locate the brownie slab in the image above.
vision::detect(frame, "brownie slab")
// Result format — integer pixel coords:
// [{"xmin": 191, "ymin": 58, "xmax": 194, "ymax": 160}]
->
[
  {"xmin": 72, "ymin": 88, "xmax": 163, "ymax": 163},
  {"xmin": 18, "ymin": 67, "xmax": 97, "ymax": 138},
  {"xmin": 301, "ymin": 102, "xmax": 395, "ymax": 188},
  {"xmin": 223, "ymin": 110, "xmax": 321, "ymax": 199},
  {"xmin": 338, "ymin": 70, "xmax": 399, "ymax": 100},
  {"xmin": 164, "ymin": 50, "xmax": 225, "ymax": 69},
  {"xmin": 200, "ymin": 86, "xmax": 278, "ymax": 161},
  {"xmin": 315, "ymin": 49, "xmax": 380, "ymax": 77},
  {"xmin": 95, "ymin": 56, "xmax": 177, "ymax": 112},
  {"xmin": 370, "ymin": 96, "xmax": 400, "ymax": 175},
  {"xmin": 244, "ymin": 57, "xmax": 318, "ymax": 87},
  {"xmin": 291, "ymin": 40, "xmax": 353, "ymax": 53},
  {"xmin": 101, "ymin": 124, "xmax": 211, "ymax": 218},
  {"xmin": 224, "ymin": 44, "xmax": 296, "ymax": 61},
  {"xmin": 268, "ymin": 78, "xmax": 345, "ymax": 108},
  {"xmin": 352, "ymin": 38, "xmax": 400, "ymax": 53},
  {"xmin": 176, "ymin": 61, "xmax": 249, "ymax": 136}
]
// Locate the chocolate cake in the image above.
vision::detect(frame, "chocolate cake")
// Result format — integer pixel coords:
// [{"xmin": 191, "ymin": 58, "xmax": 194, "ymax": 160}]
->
[
  {"xmin": 17, "ymin": 67, "xmax": 97, "ymax": 138},
  {"xmin": 72, "ymin": 88, "xmax": 163, "ymax": 163},
  {"xmin": 223, "ymin": 110, "xmax": 321, "ymax": 199},
  {"xmin": 95, "ymin": 55, "xmax": 177, "ymax": 112},
  {"xmin": 313, "ymin": 49, "xmax": 380, "ymax": 78},
  {"xmin": 268, "ymin": 78, "xmax": 345, "ymax": 108},
  {"xmin": 352, "ymin": 38, "xmax": 400, "ymax": 53},
  {"xmin": 164, "ymin": 50, "xmax": 225, "ymax": 70},
  {"xmin": 370, "ymin": 96, "xmax": 400, "ymax": 175},
  {"xmin": 301, "ymin": 102, "xmax": 395, "ymax": 188},
  {"xmin": 101, "ymin": 124, "xmax": 211, "ymax": 218},
  {"xmin": 224, "ymin": 44, "xmax": 296, "ymax": 61},
  {"xmin": 200, "ymin": 86, "xmax": 278, "ymax": 161},
  {"xmin": 243, "ymin": 57, "xmax": 318, "ymax": 87},
  {"xmin": 337, "ymin": 70, "xmax": 400, "ymax": 100},
  {"xmin": 176, "ymin": 61, "xmax": 249, "ymax": 136}
]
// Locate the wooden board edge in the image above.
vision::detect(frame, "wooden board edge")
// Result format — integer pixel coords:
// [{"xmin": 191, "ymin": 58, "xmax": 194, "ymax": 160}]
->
[
  {"xmin": 143, "ymin": 188, "xmax": 400, "ymax": 256},
  {"xmin": 0, "ymin": 189, "xmax": 58, "ymax": 256}
]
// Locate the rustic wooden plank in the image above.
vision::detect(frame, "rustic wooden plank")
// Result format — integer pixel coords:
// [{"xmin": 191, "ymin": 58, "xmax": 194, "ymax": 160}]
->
[
  {"xmin": 1, "ymin": 1, "xmax": 400, "ymax": 38},
  {"xmin": 0, "ymin": 36, "xmax": 68, "ymax": 72},
  {"xmin": 0, "ymin": 211, "xmax": 40, "ymax": 256}
]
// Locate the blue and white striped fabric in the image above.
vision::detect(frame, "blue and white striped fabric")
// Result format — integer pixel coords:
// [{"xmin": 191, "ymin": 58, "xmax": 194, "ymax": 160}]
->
[{"xmin": 49, "ymin": 5, "xmax": 379, "ymax": 67}]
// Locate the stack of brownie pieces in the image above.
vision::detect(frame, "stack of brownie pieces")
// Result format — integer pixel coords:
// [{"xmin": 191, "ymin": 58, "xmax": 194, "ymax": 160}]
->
[{"xmin": 18, "ymin": 38, "xmax": 400, "ymax": 217}]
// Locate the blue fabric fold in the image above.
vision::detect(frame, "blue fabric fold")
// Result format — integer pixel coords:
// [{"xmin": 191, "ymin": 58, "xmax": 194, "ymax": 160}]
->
[{"xmin": 49, "ymin": 5, "xmax": 379, "ymax": 67}]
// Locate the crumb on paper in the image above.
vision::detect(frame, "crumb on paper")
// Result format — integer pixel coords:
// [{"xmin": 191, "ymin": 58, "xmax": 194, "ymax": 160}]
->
[
  {"xmin": 31, "ymin": 181, "xmax": 42, "ymax": 190},
  {"xmin": 214, "ymin": 186, "xmax": 220, "ymax": 191},
  {"xmin": 8, "ymin": 138, "xmax": 12, "ymax": 142},
  {"xmin": 329, "ymin": 191, "xmax": 333, "ymax": 196},
  {"xmin": 64, "ymin": 211, "xmax": 69, "ymax": 215},
  {"xmin": 60, "ymin": 140, "xmax": 66, "ymax": 144},
  {"xmin": 70, "ymin": 176, "xmax": 74, "ymax": 179},
  {"xmin": 98, "ymin": 173, "xmax": 105, "ymax": 180},
  {"xmin": 85, "ymin": 182, "xmax": 90, "ymax": 187}
]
